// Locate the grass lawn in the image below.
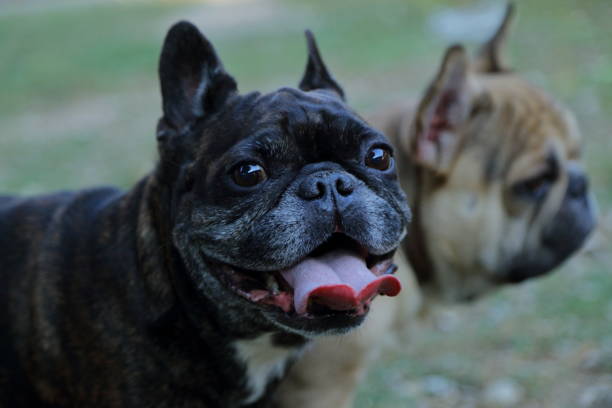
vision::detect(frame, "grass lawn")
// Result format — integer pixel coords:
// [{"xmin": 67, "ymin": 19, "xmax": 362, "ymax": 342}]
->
[{"xmin": 1, "ymin": 0, "xmax": 610, "ymax": 406}]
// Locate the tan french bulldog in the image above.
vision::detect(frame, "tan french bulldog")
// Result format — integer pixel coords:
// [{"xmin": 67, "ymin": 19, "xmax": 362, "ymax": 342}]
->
[{"xmin": 273, "ymin": 4, "xmax": 597, "ymax": 407}]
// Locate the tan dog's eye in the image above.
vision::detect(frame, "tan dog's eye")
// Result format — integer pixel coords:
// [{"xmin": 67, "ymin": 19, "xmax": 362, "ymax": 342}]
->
[
  {"xmin": 365, "ymin": 146, "xmax": 393, "ymax": 171},
  {"xmin": 524, "ymin": 178, "xmax": 547, "ymax": 194},
  {"xmin": 232, "ymin": 163, "xmax": 267, "ymax": 187},
  {"xmin": 515, "ymin": 170, "xmax": 556, "ymax": 200}
]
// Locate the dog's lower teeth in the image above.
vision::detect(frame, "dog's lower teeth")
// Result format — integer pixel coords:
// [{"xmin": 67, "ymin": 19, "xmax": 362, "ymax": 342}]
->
[
  {"xmin": 266, "ymin": 275, "xmax": 280, "ymax": 295},
  {"xmin": 386, "ymin": 264, "xmax": 398, "ymax": 275}
]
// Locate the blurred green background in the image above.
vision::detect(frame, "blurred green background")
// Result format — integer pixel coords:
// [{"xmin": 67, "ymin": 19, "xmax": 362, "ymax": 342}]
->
[{"xmin": 1, "ymin": 0, "xmax": 610, "ymax": 407}]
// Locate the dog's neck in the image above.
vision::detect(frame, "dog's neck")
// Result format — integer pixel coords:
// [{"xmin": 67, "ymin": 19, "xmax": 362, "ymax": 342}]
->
[
  {"xmin": 133, "ymin": 175, "xmax": 176, "ymax": 316},
  {"xmin": 133, "ymin": 170, "xmax": 243, "ymax": 337},
  {"xmin": 377, "ymin": 104, "xmax": 438, "ymax": 289},
  {"xmin": 399, "ymin": 164, "xmax": 438, "ymax": 293}
]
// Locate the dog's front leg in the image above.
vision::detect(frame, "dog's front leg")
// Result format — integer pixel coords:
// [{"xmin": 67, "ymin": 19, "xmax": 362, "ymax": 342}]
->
[{"xmin": 272, "ymin": 309, "xmax": 390, "ymax": 408}]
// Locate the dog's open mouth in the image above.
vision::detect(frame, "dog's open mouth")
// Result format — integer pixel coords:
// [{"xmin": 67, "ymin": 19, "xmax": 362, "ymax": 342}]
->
[{"xmin": 220, "ymin": 233, "xmax": 401, "ymax": 317}]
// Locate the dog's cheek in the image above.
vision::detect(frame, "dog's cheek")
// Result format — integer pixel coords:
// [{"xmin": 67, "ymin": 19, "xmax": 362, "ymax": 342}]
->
[
  {"xmin": 175, "ymin": 189, "xmax": 307, "ymax": 270},
  {"xmin": 238, "ymin": 198, "xmax": 331, "ymax": 269},
  {"xmin": 175, "ymin": 202, "xmax": 253, "ymax": 266},
  {"xmin": 342, "ymin": 190, "xmax": 405, "ymax": 254},
  {"xmin": 366, "ymin": 176, "xmax": 412, "ymax": 225},
  {"xmin": 391, "ymin": 185, "xmax": 412, "ymax": 224}
]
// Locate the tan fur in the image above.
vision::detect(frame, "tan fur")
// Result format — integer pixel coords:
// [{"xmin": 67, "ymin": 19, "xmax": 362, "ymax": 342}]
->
[
  {"xmin": 273, "ymin": 5, "xmax": 594, "ymax": 407},
  {"xmin": 410, "ymin": 73, "xmax": 584, "ymax": 302}
]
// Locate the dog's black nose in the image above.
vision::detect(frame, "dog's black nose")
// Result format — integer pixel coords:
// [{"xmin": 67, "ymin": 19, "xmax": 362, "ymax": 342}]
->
[
  {"xmin": 298, "ymin": 172, "xmax": 355, "ymax": 201},
  {"xmin": 568, "ymin": 172, "xmax": 588, "ymax": 198},
  {"xmin": 567, "ymin": 174, "xmax": 589, "ymax": 198}
]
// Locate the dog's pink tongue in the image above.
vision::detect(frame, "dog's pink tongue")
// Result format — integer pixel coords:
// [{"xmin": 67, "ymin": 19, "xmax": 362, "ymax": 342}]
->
[{"xmin": 281, "ymin": 250, "xmax": 401, "ymax": 315}]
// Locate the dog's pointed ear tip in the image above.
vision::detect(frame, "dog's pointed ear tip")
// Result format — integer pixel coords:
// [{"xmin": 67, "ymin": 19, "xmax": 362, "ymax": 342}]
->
[
  {"xmin": 448, "ymin": 43, "xmax": 465, "ymax": 53},
  {"xmin": 167, "ymin": 21, "xmax": 200, "ymax": 37},
  {"xmin": 171, "ymin": 20, "xmax": 196, "ymax": 29},
  {"xmin": 303, "ymin": 29, "xmax": 318, "ymax": 52},
  {"xmin": 163, "ymin": 21, "xmax": 207, "ymax": 51},
  {"xmin": 497, "ymin": 3, "xmax": 516, "ymax": 30},
  {"xmin": 445, "ymin": 44, "xmax": 468, "ymax": 62}
]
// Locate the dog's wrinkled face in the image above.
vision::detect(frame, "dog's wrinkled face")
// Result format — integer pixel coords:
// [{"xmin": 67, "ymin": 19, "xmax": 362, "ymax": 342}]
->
[
  {"xmin": 156, "ymin": 23, "xmax": 410, "ymax": 335},
  {"xmin": 398, "ymin": 5, "xmax": 596, "ymax": 302}
]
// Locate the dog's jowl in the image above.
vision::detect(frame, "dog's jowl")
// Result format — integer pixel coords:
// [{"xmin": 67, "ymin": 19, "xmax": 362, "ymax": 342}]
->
[{"xmin": 0, "ymin": 22, "xmax": 410, "ymax": 407}]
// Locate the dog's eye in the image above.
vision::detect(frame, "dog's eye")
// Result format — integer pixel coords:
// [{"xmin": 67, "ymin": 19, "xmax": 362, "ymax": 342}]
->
[
  {"xmin": 232, "ymin": 163, "xmax": 267, "ymax": 187},
  {"xmin": 365, "ymin": 146, "xmax": 393, "ymax": 171},
  {"xmin": 525, "ymin": 179, "xmax": 548, "ymax": 199},
  {"xmin": 514, "ymin": 171, "xmax": 556, "ymax": 200}
]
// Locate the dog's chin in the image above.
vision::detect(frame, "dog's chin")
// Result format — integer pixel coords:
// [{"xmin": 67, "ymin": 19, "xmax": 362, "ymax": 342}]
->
[
  {"xmin": 425, "ymin": 242, "xmax": 590, "ymax": 305},
  {"xmin": 209, "ymin": 233, "xmax": 401, "ymax": 335},
  {"xmin": 434, "ymin": 259, "xmax": 570, "ymax": 304},
  {"xmin": 500, "ymin": 246, "xmax": 573, "ymax": 285},
  {"xmin": 422, "ymin": 276, "xmax": 499, "ymax": 305}
]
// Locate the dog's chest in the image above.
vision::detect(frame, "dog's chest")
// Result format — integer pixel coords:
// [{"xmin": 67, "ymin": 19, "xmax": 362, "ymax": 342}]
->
[{"xmin": 234, "ymin": 333, "xmax": 302, "ymax": 405}]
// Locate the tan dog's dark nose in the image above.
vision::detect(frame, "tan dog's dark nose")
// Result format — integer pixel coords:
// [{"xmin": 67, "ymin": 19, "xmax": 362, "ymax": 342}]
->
[{"xmin": 568, "ymin": 172, "xmax": 588, "ymax": 198}]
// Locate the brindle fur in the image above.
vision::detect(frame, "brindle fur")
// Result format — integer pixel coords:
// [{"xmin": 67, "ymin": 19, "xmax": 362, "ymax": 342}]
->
[{"xmin": 0, "ymin": 23, "xmax": 410, "ymax": 407}]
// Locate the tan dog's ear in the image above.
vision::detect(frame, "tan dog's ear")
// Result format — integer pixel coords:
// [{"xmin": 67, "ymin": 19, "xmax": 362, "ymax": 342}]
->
[
  {"xmin": 411, "ymin": 45, "xmax": 470, "ymax": 175},
  {"xmin": 474, "ymin": 2, "xmax": 515, "ymax": 73}
]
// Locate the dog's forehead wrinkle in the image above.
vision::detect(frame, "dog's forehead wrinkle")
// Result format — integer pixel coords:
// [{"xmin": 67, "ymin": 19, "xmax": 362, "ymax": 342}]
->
[
  {"xmin": 248, "ymin": 92, "xmax": 365, "ymax": 151},
  {"xmin": 261, "ymin": 87, "xmax": 355, "ymax": 123},
  {"xmin": 273, "ymin": 86, "xmax": 345, "ymax": 106},
  {"xmin": 483, "ymin": 76, "xmax": 574, "ymax": 138},
  {"xmin": 252, "ymin": 136, "xmax": 291, "ymax": 158},
  {"xmin": 470, "ymin": 85, "xmax": 575, "ymax": 183}
]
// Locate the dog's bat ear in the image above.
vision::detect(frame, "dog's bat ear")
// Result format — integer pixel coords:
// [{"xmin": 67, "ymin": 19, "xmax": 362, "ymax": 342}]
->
[
  {"xmin": 474, "ymin": 2, "xmax": 515, "ymax": 73},
  {"xmin": 298, "ymin": 30, "xmax": 345, "ymax": 100},
  {"xmin": 411, "ymin": 45, "xmax": 471, "ymax": 175},
  {"xmin": 158, "ymin": 21, "xmax": 237, "ymax": 131}
]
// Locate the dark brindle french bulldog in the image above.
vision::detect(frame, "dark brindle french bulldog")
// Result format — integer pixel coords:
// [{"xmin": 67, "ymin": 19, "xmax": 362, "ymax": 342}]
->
[
  {"xmin": 274, "ymin": 4, "xmax": 597, "ymax": 407},
  {"xmin": 0, "ymin": 22, "xmax": 410, "ymax": 407}
]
